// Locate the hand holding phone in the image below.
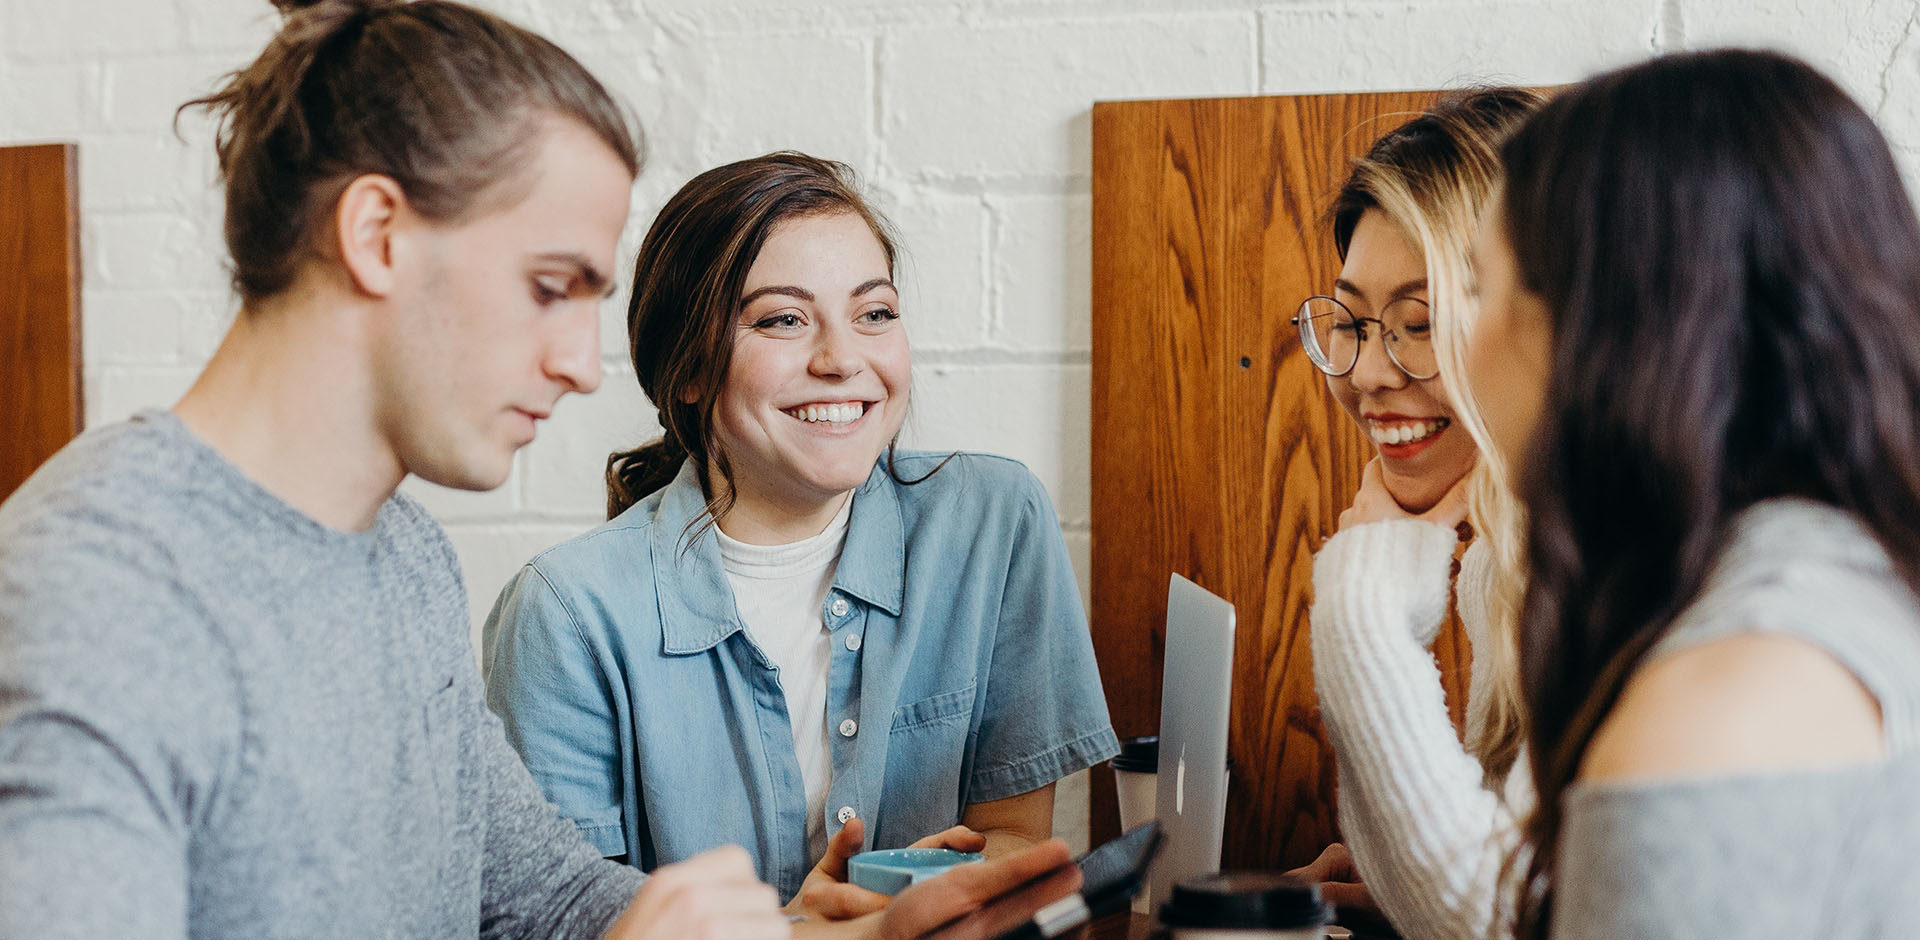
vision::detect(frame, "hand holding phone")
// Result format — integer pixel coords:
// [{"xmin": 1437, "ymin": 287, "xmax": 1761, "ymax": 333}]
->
[
  {"xmin": 917, "ymin": 822, "xmax": 1163, "ymax": 940},
  {"xmin": 887, "ymin": 839, "xmax": 1082, "ymax": 940}
]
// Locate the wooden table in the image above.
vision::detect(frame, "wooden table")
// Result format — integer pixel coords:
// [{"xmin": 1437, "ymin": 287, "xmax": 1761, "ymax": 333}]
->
[
  {"xmin": 1078, "ymin": 910, "xmax": 1401, "ymax": 939},
  {"xmin": 1079, "ymin": 912, "xmax": 1154, "ymax": 939}
]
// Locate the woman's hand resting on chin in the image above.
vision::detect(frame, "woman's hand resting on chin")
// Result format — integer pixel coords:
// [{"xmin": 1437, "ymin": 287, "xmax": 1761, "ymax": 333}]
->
[{"xmin": 1339, "ymin": 458, "xmax": 1473, "ymax": 542}]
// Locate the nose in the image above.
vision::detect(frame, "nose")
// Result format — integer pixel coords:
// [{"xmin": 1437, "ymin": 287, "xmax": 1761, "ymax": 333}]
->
[
  {"xmin": 1346, "ymin": 328, "xmax": 1408, "ymax": 395},
  {"xmin": 546, "ymin": 304, "xmax": 603, "ymax": 395},
  {"xmin": 809, "ymin": 321, "xmax": 863, "ymax": 380}
]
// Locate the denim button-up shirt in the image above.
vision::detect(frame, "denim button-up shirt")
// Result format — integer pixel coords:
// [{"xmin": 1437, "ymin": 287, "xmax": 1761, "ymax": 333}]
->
[{"xmin": 481, "ymin": 452, "xmax": 1118, "ymax": 900}]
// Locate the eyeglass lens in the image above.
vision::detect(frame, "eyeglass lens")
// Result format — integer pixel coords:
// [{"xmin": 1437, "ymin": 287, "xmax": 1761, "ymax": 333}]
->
[{"xmin": 1296, "ymin": 296, "xmax": 1436, "ymax": 380}]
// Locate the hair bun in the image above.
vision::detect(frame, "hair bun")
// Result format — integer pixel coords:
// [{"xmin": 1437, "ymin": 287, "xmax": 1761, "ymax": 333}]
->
[{"xmin": 270, "ymin": 0, "xmax": 385, "ymax": 16}]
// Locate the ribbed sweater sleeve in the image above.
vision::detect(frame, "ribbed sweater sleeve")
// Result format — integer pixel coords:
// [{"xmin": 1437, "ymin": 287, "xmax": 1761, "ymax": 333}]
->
[{"xmin": 1310, "ymin": 520, "xmax": 1525, "ymax": 940}]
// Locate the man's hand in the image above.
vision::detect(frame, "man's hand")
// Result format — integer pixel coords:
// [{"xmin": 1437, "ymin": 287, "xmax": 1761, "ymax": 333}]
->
[
  {"xmin": 793, "ymin": 839, "xmax": 1080, "ymax": 940},
  {"xmin": 1285, "ymin": 842, "xmax": 1374, "ymax": 912},
  {"xmin": 879, "ymin": 838, "xmax": 1078, "ymax": 940},
  {"xmin": 603, "ymin": 845, "xmax": 790, "ymax": 940},
  {"xmin": 788, "ymin": 819, "xmax": 989, "ymax": 921}
]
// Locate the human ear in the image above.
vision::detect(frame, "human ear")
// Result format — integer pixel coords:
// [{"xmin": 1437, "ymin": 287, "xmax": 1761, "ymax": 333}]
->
[{"xmin": 333, "ymin": 174, "xmax": 408, "ymax": 299}]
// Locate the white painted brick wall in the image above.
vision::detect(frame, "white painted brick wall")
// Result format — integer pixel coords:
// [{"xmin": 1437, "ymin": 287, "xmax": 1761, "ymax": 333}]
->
[
  {"xmin": 992, "ymin": 192, "xmax": 1091, "ymax": 353},
  {"xmin": 904, "ymin": 362, "xmax": 1092, "ymax": 528},
  {"xmin": 885, "ymin": 188, "xmax": 992, "ymax": 351},
  {"xmin": 11, "ymin": 0, "xmax": 1920, "ymax": 857},
  {"xmin": 881, "ymin": 14, "xmax": 1259, "ymax": 179},
  {"xmin": 1261, "ymin": 0, "xmax": 1659, "ymax": 93}
]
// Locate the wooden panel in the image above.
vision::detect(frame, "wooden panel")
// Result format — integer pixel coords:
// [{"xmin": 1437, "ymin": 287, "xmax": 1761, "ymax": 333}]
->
[
  {"xmin": 1, "ymin": 143, "xmax": 82, "ymax": 502},
  {"xmin": 1089, "ymin": 92, "xmax": 1472, "ymax": 869}
]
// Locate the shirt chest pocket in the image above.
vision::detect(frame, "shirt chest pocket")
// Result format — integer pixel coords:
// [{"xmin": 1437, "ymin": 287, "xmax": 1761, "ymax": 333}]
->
[{"xmin": 881, "ymin": 682, "xmax": 978, "ymax": 838}]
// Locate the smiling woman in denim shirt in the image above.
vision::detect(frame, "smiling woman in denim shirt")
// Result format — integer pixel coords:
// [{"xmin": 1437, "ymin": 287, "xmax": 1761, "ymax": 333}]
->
[{"xmin": 480, "ymin": 151, "xmax": 1118, "ymax": 907}]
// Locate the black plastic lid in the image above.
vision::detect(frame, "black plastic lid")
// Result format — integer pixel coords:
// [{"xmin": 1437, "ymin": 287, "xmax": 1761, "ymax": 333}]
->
[
  {"xmin": 1158, "ymin": 872, "xmax": 1331, "ymax": 929},
  {"xmin": 1110, "ymin": 735, "xmax": 1159, "ymax": 773}
]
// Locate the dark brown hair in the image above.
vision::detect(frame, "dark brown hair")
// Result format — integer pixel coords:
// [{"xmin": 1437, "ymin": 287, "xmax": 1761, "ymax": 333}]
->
[
  {"xmin": 181, "ymin": 0, "xmax": 641, "ymax": 304},
  {"xmin": 1499, "ymin": 49, "xmax": 1920, "ymax": 937},
  {"xmin": 606, "ymin": 152, "xmax": 904, "ymax": 524}
]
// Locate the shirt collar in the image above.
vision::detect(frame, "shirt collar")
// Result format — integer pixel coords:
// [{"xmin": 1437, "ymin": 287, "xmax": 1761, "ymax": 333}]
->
[
  {"xmin": 648, "ymin": 458, "xmax": 907, "ymax": 654},
  {"xmin": 649, "ymin": 461, "xmax": 742, "ymax": 654},
  {"xmin": 834, "ymin": 460, "xmax": 906, "ymax": 618}
]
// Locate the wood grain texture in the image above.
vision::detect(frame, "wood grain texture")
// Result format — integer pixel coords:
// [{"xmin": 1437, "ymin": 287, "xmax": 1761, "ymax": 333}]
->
[
  {"xmin": 1, "ymin": 143, "xmax": 82, "ymax": 503},
  {"xmin": 1089, "ymin": 92, "xmax": 1472, "ymax": 870}
]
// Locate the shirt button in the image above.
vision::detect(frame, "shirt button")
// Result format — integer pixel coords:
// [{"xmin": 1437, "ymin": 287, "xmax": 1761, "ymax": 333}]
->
[
  {"xmin": 829, "ymin": 597, "xmax": 850, "ymax": 618},
  {"xmin": 844, "ymin": 632, "xmax": 862, "ymax": 652},
  {"xmin": 836, "ymin": 806, "xmax": 857, "ymax": 824},
  {"xmin": 838, "ymin": 718, "xmax": 858, "ymax": 738}
]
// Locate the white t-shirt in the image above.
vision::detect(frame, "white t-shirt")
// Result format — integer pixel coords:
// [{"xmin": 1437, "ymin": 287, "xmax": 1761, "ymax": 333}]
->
[{"xmin": 715, "ymin": 497, "xmax": 852, "ymax": 864}]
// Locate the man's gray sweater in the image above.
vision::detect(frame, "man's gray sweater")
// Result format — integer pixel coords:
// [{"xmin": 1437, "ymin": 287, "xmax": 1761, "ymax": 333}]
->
[{"xmin": 0, "ymin": 411, "xmax": 643, "ymax": 939}]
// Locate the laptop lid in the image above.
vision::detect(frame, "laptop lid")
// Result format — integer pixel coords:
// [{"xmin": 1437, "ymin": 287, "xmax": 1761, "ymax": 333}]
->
[{"xmin": 1150, "ymin": 573, "xmax": 1236, "ymax": 913}]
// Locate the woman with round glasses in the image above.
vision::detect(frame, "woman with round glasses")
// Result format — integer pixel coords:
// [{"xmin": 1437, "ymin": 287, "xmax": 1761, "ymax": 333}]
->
[
  {"xmin": 1296, "ymin": 289, "xmax": 1460, "ymax": 507},
  {"xmin": 1287, "ymin": 87, "xmax": 1543, "ymax": 940}
]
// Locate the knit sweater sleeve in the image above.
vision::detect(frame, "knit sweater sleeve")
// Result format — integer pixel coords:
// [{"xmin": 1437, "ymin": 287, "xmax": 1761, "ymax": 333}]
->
[{"xmin": 1310, "ymin": 521, "xmax": 1521, "ymax": 940}]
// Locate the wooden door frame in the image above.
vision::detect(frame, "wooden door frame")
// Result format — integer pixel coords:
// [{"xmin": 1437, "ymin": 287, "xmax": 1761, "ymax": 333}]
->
[{"xmin": 1, "ymin": 142, "xmax": 84, "ymax": 502}]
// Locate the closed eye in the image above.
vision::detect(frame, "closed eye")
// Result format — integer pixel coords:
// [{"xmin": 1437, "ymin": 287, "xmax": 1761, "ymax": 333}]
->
[{"xmin": 531, "ymin": 277, "xmax": 569, "ymax": 306}]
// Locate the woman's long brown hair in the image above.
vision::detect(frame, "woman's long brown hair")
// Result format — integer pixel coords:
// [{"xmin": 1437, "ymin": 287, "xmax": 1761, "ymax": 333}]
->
[{"xmin": 1499, "ymin": 49, "xmax": 1920, "ymax": 937}]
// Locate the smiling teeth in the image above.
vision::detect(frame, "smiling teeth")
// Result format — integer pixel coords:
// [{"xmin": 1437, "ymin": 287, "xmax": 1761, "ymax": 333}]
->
[
  {"xmin": 1370, "ymin": 418, "xmax": 1449, "ymax": 445},
  {"xmin": 789, "ymin": 403, "xmax": 864, "ymax": 425}
]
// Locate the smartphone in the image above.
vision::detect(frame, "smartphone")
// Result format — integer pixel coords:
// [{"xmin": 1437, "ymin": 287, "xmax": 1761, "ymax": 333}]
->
[
  {"xmin": 914, "ymin": 822, "xmax": 1162, "ymax": 940},
  {"xmin": 1071, "ymin": 820, "xmax": 1163, "ymax": 921}
]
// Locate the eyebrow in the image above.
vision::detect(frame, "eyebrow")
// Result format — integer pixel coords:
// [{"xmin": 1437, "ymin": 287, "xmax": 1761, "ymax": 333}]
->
[
  {"xmin": 740, "ymin": 285, "xmax": 815, "ymax": 306},
  {"xmin": 1333, "ymin": 276, "xmax": 1427, "ymax": 302},
  {"xmin": 534, "ymin": 252, "xmax": 616, "ymax": 298},
  {"xmin": 740, "ymin": 278, "xmax": 897, "ymax": 307}
]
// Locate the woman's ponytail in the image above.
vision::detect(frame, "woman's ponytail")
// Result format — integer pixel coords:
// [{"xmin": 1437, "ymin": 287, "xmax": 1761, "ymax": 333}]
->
[{"xmin": 606, "ymin": 436, "xmax": 687, "ymax": 519}]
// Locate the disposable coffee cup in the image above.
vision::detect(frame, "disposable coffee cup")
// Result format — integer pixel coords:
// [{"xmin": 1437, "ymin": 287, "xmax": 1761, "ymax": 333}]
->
[
  {"xmin": 1159, "ymin": 872, "xmax": 1332, "ymax": 939},
  {"xmin": 1112, "ymin": 736, "xmax": 1159, "ymax": 830},
  {"xmin": 1111, "ymin": 736, "xmax": 1159, "ymax": 912}
]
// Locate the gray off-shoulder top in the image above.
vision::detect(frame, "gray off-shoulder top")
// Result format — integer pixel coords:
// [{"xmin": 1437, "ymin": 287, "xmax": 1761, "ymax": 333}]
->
[{"xmin": 1552, "ymin": 499, "xmax": 1920, "ymax": 939}]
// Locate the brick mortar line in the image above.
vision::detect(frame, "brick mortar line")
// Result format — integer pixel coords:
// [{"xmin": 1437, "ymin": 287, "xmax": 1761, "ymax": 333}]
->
[{"xmin": 914, "ymin": 350, "xmax": 1092, "ymax": 365}]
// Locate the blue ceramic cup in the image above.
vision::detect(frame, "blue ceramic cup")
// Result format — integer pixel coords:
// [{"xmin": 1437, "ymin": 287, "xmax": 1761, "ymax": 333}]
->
[{"xmin": 846, "ymin": 848, "xmax": 986, "ymax": 895}]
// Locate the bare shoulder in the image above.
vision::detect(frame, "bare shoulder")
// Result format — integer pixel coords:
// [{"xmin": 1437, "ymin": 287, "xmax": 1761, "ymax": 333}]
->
[{"xmin": 1579, "ymin": 632, "xmax": 1886, "ymax": 784}]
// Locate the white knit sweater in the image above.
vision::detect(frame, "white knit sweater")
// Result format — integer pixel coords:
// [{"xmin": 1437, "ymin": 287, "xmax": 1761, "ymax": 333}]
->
[{"xmin": 1310, "ymin": 520, "xmax": 1534, "ymax": 940}]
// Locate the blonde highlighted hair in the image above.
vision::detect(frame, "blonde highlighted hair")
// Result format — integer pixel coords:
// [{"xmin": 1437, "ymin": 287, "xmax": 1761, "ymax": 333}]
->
[{"xmin": 1329, "ymin": 87, "xmax": 1543, "ymax": 784}]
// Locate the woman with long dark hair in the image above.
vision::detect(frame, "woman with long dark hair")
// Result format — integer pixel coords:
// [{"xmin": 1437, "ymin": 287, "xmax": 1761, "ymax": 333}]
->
[
  {"xmin": 1470, "ymin": 49, "xmax": 1920, "ymax": 937},
  {"xmin": 482, "ymin": 152, "xmax": 1117, "ymax": 910}
]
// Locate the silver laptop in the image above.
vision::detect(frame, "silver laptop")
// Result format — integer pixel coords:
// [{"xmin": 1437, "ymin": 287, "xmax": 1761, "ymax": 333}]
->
[{"xmin": 1149, "ymin": 573, "xmax": 1236, "ymax": 912}]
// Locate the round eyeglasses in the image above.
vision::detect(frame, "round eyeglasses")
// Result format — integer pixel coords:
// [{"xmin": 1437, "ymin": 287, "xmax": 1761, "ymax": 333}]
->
[{"xmin": 1291, "ymin": 295, "xmax": 1438, "ymax": 381}]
